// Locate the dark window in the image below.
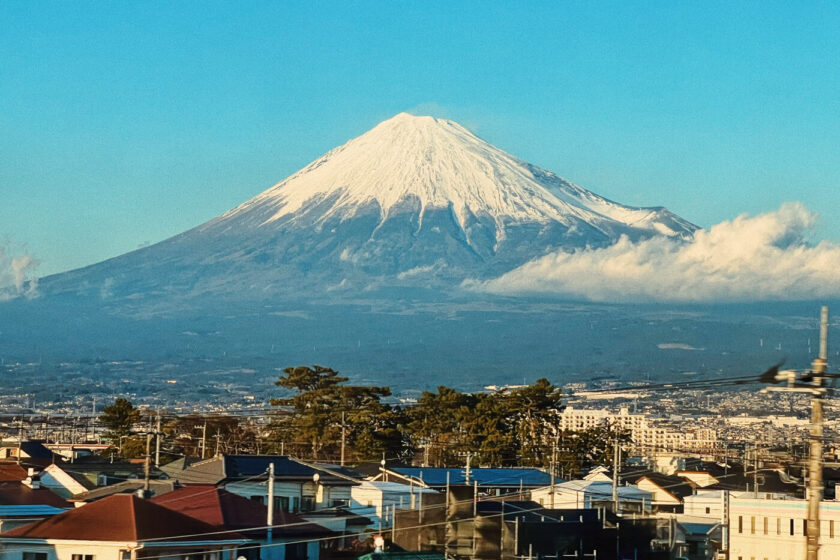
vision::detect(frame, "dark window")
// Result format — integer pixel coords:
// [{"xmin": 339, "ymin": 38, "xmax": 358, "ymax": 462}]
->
[
  {"xmin": 790, "ymin": 519, "xmax": 795, "ymax": 535},
  {"xmin": 831, "ymin": 519, "xmax": 835, "ymax": 538},
  {"xmin": 23, "ymin": 553, "xmax": 47, "ymax": 560},
  {"xmin": 250, "ymin": 495, "xmax": 263, "ymax": 503},
  {"xmin": 71, "ymin": 555, "xmax": 94, "ymax": 560},
  {"xmin": 763, "ymin": 516, "xmax": 768, "ymax": 535},
  {"xmin": 292, "ymin": 496, "xmax": 300, "ymax": 512},
  {"xmin": 301, "ymin": 496, "xmax": 315, "ymax": 512},
  {"xmin": 750, "ymin": 516, "xmax": 755, "ymax": 534},
  {"xmin": 738, "ymin": 516, "xmax": 743, "ymax": 534},
  {"xmin": 286, "ymin": 543, "xmax": 307, "ymax": 560},
  {"xmin": 705, "ymin": 507, "xmax": 710, "ymax": 514},
  {"xmin": 804, "ymin": 519, "xmax": 808, "ymax": 535}
]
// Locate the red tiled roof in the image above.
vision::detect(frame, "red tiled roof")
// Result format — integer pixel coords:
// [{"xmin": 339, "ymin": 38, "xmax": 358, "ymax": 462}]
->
[
  {"xmin": 1, "ymin": 494, "xmax": 243, "ymax": 542},
  {"xmin": 0, "ymin": 482, "xmax": 71, "ymax": 508},
  {"xmin": 0, "ymin": 463, "xmax": 28, "ymax": 482},
  {"xmin": 152, "ymin": 485, "xmax": 334, "ymax": 537}
]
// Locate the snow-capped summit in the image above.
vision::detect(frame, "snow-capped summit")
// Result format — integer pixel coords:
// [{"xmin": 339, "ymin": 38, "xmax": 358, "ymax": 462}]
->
[
  {"xmin": 215, "ymin": 112, "xmax": 694, "ymax": 244},
  {"xmin": 43, "ymin": 113, "xmax": 697, "ymax": 300}
]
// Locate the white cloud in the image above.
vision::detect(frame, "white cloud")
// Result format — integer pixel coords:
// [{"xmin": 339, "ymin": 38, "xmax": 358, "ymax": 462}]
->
[
  {"xmin": 0, "ymin": 248, "xmax": 40, "ymax": 301},
  {"xmin": 472, "ymin": 202, "xmax": 840, "ymax": 302}
]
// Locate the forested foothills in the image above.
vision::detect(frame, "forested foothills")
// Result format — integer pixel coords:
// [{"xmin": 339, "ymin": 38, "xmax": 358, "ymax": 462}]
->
[{"xmin": 99, "ymin": 365, "xmax": 628, "ymax": 474}]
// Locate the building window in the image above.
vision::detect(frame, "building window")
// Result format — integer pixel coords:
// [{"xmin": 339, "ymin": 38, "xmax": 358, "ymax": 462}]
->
[
  {"xmin": 831, "ymin": 519, "xmax": 835, "ymax": 538},
  {"xmin": 285, "ymin": 543, "xmax": 307, "ymax": 560},
  {"xmin": 301, "ymin": 496, "xmax": 315, "ymax": 512},
  {"xmin": 804, "ymin": 519, "xmax": 808, "ymax": 535},
  {"xmin": 776, "ymin": 517, "xmax": 781, "ymax": 535},
  {"xmin": 72, "ymin": 556, "xmax": 94, "ymax": 560},
  {"xmin": 763, "ymin": 516, "xmax": 768, "ymax": 535},
  {"xmin": 705, "ymin": 507, "xmax": 710, "ymax": 514},
  {"xmin": 291, "ymin": 497, "xmax": 300, "ymax": 513},
  {"xmin": 23, "ymin": 553, "xmax": 47, "ymax": 560},
  {"xmin": 738, "ymin": 516, "xmax": 743, "ymax": 534},
  {"xmin": 750, "ymin": 516, "xmax": 755, "ymax": 534},
  {"xmin": 273, "ymin": 496, "xmax": 289, "ymax": 512},
  {"xmin": 250, "ymin": 495, "xmax": 263, "ymax": 503},
  {"xmin": 790, "ymin": 519, "xmax": 795, "ymax": 536}
]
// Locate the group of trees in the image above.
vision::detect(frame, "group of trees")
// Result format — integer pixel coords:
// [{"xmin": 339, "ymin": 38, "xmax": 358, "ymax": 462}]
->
[
  {"xmin": 99, "ymin": 365, "xmax": 628, "ymax": 476},
  {"xmin": 269, "ymin": 365, "xmax": 628, "ymax": 475},
  {"xmin": 98, "ymin": 398, "xmax": 261, "ymax": 460}
]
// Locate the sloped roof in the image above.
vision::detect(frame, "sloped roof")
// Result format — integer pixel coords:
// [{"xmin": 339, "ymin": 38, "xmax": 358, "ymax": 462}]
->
[
  {"xmin": 552, "ymin": 480, "xmax": 652, "ymax": 501},
  {"xmin": 225, "ymin": 456, "xmax": 355, "ymax": 486},
  {"xmin": 390, "ymin": 467, "xmax": 551, "ymax": 487},
  {"xmin": 0, "ymin": 494, "xmax": 244, "ymax": 542},
  {"xmin": 0, "ymin": 463, "xmax": 28, "ymax": 482},
  {"xmin": 71, "ymin": 480, "xmax": 178, "ymax": 502},
  {"xmin": 0, "ymin": 482, "xmax": 71, "ymax": 508},
  {"xmin": 151, "ymin": 485, "xmax": 334, "ymax": 537},
  {"xmin": 636, "ymin": 473, "xmax": 696, "ymax": 501},
  {"xmin": 18, "ymin": 442, "xmax": 54, "ymax": 459}
]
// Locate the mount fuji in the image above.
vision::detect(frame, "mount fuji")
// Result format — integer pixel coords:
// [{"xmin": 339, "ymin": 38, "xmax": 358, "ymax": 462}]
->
[
  {"xmin": 41, "ymin": 113, "xmax": 696, "ymax": 304},
  {"xmin": 13, "ymin": 113, "xmax": 808, "ymax": 403}
]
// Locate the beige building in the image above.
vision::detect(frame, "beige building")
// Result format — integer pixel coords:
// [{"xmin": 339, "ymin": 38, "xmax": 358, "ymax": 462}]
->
[
  {"xmin": 558, "ymin": 406, "xmax": 718, "ymax": 455},
  {"xmin": 729, "ymin": 496, "xmax": 840, "ymax": 560}
]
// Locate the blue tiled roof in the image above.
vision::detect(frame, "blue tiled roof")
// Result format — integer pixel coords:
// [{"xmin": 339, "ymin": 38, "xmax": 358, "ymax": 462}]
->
[
  {"xmin": 391, "ymin": 467, "xmax": 552, "ymax": 487},
  {"xmin": 0, "ymin": 505, "xmax": 68, "ymax": 517},
  {"xmin": 223, "ymin": 456, "xmax": 356, "ymax": 485}
]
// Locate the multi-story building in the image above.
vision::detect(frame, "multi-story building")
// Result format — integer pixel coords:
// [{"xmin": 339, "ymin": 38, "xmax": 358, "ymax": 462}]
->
[
  {"xmin": 558, "ymin": 406, "xmax": 718, "ymax": 455},
  {"xmin": 728, "ymin": 496, "xmax": 840, "ymax": 560}
]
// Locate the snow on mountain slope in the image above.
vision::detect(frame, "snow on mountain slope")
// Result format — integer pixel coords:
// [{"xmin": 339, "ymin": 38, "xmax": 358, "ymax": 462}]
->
[
  {"xmin": 213, "ymin": 113, "xmax": 695, "ymax": 245},
  {"xmin": 39, "ymin": 113, "xmax": 698, "ymax": 302}
]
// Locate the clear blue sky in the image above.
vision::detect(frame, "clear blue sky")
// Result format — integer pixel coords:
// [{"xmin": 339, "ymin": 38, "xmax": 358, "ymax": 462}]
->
[{"xmin": 2, "ymin": 1, "xmax": 839, "ymax": 276}]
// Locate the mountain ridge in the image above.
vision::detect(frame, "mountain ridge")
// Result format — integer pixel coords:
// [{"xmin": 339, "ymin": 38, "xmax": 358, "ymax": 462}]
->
[{"xmin": 38, "ymin": 113, "xmax": 697, "ymax": 303}]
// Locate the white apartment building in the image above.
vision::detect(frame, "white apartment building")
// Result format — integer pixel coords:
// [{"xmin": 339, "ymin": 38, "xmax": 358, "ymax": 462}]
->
[
  {"xmin": 728, "ymin": 496, "xmax": 840, "ymax": 560},
  {"xmin": 558, "ymin": 406, "xmax": 718, "ymax": 455}
]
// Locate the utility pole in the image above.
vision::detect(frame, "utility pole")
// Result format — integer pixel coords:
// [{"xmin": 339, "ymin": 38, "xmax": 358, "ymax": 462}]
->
[
  {"xmin": 612, "ymin": 430, "xmax": 620, "ymax": 514},
  {"xmin": 550, "ymin": 432, "xmax": 558, "ymax": 509},
  {"xmin": 806, "ymin": 306, "xmax": 829, "ymax": 560},
  {"xmin": 154, "ymin": 412, "xmax": 161, "ymax": 468},
  {"xmin": 267, "ymin": 462, "xmax": 275, "ymax": 557},
  {"xmin": 143, "ymin": 432, "xmax": 152, "ymax": 497},
  {"xmin": 200, "ymin": 421, "xmax": 207, "ymax": 459},
  {"xmin": 340, "ymin": 411, "xmax": 346, "ymax": 467},
  {"xmin": 16, "ymin": 420, "xmax": 23, "ymax": 465}
]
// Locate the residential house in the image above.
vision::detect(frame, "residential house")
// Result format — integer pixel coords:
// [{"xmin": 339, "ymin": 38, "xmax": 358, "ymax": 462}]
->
[
  {"xmin": 530, "ymin": 480, "xmax": 652, "ymax": 514},
  {"xmin": 152, "ymin": 485, "xmax": 334, "ymax": 560},
  {"xmin": 0, "ymin": 442, "xmax": 58, "ymax": 468},
  {"xmin": 69, "ymin": 480, "xmax": 178, "ymax": 505},
  {"xmin": 630, "ymin": 473, "xmax": 696, "ymax": 513},
  {"xmin": 0, "ymin": 493, "xmax": 250, "ymax": 560},
  {"xmin": 161, "ymin": 455, "xmax": 356, "ymax": 514},
  {"xmin": 0, "ymin": 476, "xmax": 71, "ymax": 533},
  {"xmin": 349, "ymin": 481, "xmax": 439, "ymax": 529},
  {"xmin": 39, "ymin": 461, "xmax": 167, "ymax": 499}
]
